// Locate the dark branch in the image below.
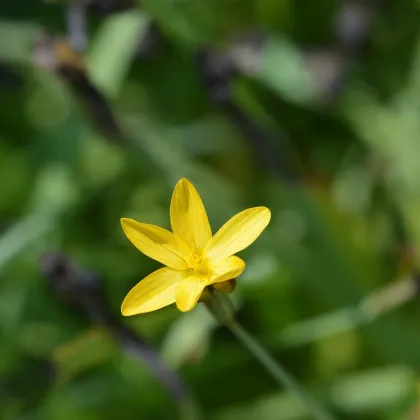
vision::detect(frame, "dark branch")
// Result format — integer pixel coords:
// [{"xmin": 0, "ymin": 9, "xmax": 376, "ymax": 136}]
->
[{"xmin": 40, "ymin": 252, "xmax": 189, "ymax": 403}]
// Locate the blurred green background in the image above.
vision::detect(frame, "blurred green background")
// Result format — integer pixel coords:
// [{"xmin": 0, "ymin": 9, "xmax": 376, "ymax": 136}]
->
[{"xmin": 2, "ymin": 0, "xmax": 420, "ymax": 419}]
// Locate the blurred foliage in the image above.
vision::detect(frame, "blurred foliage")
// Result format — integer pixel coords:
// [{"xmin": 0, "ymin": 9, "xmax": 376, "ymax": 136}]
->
[{"xmin": 2, "ymin": 0, "xmax": 420, "ymax": 419}]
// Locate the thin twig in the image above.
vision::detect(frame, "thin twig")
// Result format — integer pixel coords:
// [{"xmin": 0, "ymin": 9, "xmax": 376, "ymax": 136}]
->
[
  {"xmin": 66, "ymin": 1, "xmax": 88, "ymax": 52},
  {"xmin": 32, "ymin": 32, "xmax": 127, "ymax": 143},
  {"xmin": 40, "ymin": 252, "xmax": 189, "ymax": 403}
]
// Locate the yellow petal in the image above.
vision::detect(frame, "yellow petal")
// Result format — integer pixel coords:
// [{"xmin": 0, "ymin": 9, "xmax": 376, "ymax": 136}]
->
[
  {"xmin": 121, "ymin": 218, "xmax": 191, "ymax": 270},
  {"xmin": 175, "ymin": 275, "xmax": 207, "ymax": 312},
  {"xmin": 204, "ymin": 207, "xmax": 271, "ymax": 266},
  {"xmin": 170, "ymin": 178, "xmax": 212, "ymax": 253},
  {"xmin": 209, "ymin": 256, "xmax": 245, "ymax": 285},
  {"xmin": 121, "ymin": 267, "xmax": 189, "ymax": 315}
]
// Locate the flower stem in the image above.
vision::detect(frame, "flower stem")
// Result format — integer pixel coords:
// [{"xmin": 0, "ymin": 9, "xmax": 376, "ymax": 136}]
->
[
  {"xmin": 228, "ymin": 322, "xmax": 333, "ymax": 420},
  {"xmin": 204, "ymin": 288, "xmax": 334, "ymax": 420}
]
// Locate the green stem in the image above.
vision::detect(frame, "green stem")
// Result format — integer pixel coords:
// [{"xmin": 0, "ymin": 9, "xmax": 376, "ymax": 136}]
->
[
  {"xmin": 229, "ymin": 322, "xmax": 333, "ymax": 420},
  {"xmin": 205, "ymin": 288, "xmax": 334, "ymax": 420},
  {"xmin": 278, "ymin": 275, "xmax": 417, "ymax": 349}
]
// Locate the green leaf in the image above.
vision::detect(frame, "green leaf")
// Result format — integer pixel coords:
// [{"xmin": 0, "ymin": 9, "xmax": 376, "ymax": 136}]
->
[
  {"xmin": 257, "ymin": 36, "xmax": 317, "ymax": 104},
  {"xmin": 53, "ymin": 329, "xmax": 119, "ymax": 383},
  {"xmin": 86, "ymin": 11, "xmax": 149, "ymax": 98}
]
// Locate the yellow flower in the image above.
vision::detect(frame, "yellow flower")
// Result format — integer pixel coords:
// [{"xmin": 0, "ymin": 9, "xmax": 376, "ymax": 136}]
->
[{"xmin": 120, "ymin": 178, "xmax": 271, "ymax": 315}]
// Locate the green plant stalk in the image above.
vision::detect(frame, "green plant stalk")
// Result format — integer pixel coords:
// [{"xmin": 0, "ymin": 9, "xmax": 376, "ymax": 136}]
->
[
  {"xmin": 278, "ymin": 275, "xmax": 418, "ymax": 349},
  {"xmin": 205, "ymin": 288, "xmax": 334, "ymax": 420}
]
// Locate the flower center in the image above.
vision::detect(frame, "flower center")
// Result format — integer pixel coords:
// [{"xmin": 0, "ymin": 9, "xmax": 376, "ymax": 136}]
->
[{"xmin": 188, "ymin": 254, "xmax": 208, "ymax": 275}]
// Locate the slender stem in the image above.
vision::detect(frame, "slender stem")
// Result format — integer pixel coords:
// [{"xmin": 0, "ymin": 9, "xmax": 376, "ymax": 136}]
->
[
  {"xmin": 229, "ymin": 321, "xmax": 333, "ymax": 420},
  {"xmin": 278, "ymin": 275, "xmax": 418, "ymax": 348},
  {"xmin": 204, "ymin": 289, "xmax": 334, "ymax": 420}
]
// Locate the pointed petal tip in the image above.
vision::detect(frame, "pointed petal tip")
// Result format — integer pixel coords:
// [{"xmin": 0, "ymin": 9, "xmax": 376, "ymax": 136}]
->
[
  {"xmin": 175, "ymin": 300, "xmax": 197, "ymax": 312},
  {"xmin": 176, "ymin": 177, "xmax": 193, "ymax": 188},
  {"xmin": 121, "ymin": 293, "xmax": 141, "ymax": 316},
  {"xmin": 175, "ymin": 292, "xmax": 197, "ymax": 312},
  {"xmin": 120, "ymin": 218, "xmax": 130, "ymax": 238},
  {"xmin": 121, "ymin": 296, "xmax": 154, "ymax": 316},
  {"xmin": 175, "ymin": 276, "xmax": 205, "ymax": 312},
  {"xmin": 175, "ymin": 304, "xmax": 191, "ymax": 312},
  {"xmin": 254, "ymin": 206, "xmax": 271, "ymax": 226},
  {"xmin": 120, "ymin": 217, "xmax": 132, "ymax": 229},
  {"xmin": 120, "ymin": 218, "xmax": 136, "ymax": 239},
  {"xmin": 121, "ymin": 302, "xmax": 135, "ymax": 316},
  {"xmin": 259, "ymin": 206, "xmax": 271, "ymax": 215},
  {"xmin": 262, "ymin": 206, "xmax": 271, "ymax": 221}
]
